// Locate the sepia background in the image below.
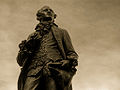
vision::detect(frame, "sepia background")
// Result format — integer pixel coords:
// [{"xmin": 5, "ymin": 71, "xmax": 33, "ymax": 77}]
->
[{"xmin": 0, "ymin": 0, "xmax": 120, "ymax": 90}]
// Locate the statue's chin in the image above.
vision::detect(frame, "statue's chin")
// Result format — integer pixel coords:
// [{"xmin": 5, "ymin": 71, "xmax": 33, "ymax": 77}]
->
[
  {"xmin": 39, "ymin": 17, "xmax": 54, "ymax": 25},
  {"xmin": 40, "ymin": 21, "xmax": 52, "ymax": 25}
]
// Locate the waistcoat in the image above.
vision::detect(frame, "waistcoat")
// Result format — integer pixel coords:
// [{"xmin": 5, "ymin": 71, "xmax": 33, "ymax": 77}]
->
[{"xmin": 28, "ymin": 30, "xmax": 63, "ymax": 70}]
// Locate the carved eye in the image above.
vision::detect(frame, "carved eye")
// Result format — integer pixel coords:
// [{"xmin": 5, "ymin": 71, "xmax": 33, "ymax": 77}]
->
[
  {"xmin": 43, "ymin": 9, "xmax": 48, "ymax": 11},
  {"xmin": 49, "ymin": 9, "xmax": 53, "ymax": 12}
]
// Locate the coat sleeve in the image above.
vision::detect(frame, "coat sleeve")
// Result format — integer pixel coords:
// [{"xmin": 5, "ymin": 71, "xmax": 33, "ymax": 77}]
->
[
  {"xmin": 62, "ymin": 30, "xmax": 78, "ymax": 66},
  {"xmin": 16, "ymin": 40, "xmax": 28, "ymax": 67}
]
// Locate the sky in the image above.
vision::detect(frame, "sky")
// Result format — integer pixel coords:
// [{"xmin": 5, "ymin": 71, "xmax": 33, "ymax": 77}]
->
[{"xmin": 0, "ymin": 0, "xmax": 120, "ymax": 90}]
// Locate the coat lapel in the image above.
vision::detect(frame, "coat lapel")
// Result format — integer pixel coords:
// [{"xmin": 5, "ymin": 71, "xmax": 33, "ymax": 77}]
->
[{"xmin": 51, "ymin": 25, "xmax": 66, "ymax": 59}]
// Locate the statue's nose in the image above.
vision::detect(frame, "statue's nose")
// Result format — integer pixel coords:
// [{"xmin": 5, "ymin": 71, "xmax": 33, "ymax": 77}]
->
[
  {"xmin": 47, "ymin": 12, "xmax": 50, "ymax": 14},
  {"xmin": 47, "ymin": 11, "xmax": 52, "ymax": 15}
]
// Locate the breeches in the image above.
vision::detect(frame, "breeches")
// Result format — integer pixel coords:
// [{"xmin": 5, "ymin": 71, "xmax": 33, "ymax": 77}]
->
[{"xmin": 23, "ymin": 75, "xmax": 56, "ymax": 90}]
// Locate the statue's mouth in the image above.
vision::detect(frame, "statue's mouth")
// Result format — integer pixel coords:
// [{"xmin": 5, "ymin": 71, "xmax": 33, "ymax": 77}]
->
[{"xmin": 42, "ymin": 17, "xmax": 52, "ymax": 21}]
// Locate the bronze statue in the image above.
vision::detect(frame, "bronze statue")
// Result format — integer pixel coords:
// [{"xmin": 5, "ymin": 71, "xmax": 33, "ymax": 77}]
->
[{"xmin": 16, "ymin": 6, "xmax": 78, "ymax": 90}]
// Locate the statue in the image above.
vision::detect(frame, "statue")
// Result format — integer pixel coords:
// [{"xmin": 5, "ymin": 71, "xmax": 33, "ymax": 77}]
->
[{"xmin": 16, "ymin": 6, "xmax": 78, "ymax": 90}]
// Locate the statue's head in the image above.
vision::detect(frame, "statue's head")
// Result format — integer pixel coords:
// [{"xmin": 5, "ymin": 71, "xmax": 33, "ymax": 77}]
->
[{"xmin": 36, "ymin": 6, "xmax": 57, "ymax": 24}]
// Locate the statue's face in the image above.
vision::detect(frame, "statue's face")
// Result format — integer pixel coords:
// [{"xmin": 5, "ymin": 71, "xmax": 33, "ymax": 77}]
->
[{"xmin": 36, "ymin": 6, "xmax": 56, "ymax": 24}]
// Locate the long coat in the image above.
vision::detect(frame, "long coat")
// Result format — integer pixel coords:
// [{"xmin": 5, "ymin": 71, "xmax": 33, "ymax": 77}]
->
[{"xmin": 17, "ymin": 25, "xmax": 78, "ymax": 90}]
